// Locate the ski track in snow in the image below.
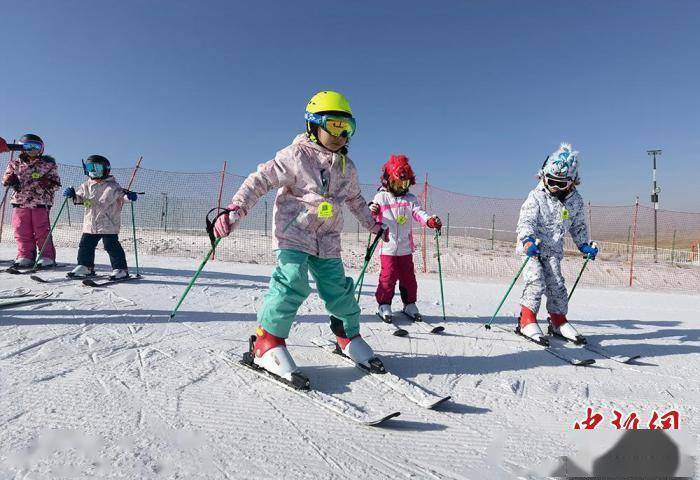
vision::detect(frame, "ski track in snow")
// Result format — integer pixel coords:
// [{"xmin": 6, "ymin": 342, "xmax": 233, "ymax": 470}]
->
[{"xmin": 0, "ymin": 246, "xmax": 698, "ymax": 479}]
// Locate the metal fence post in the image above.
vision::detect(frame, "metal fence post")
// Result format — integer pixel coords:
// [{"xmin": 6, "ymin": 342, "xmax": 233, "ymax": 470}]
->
[
  {"xmin": 671, "ymin": 230, "xmax": 676, "ymax": 264},
  {"xmin": 264, "ymin": 200, "xmax": 268, "ymax": 237},
  {"xmin": 491, "ymin": 214, "xmax": 496, "ymax": 250},
  {"xmin": 445, "ymin": 212, "xmax": 450, "ymax": 247},
  {"xmin": 629, "ymin": 197, "xmax": 639, "ymax": 287}
]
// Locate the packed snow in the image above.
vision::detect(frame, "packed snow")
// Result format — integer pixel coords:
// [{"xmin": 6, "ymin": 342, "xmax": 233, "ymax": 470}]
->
[{"xmin": 0, "ymin": 246, "xmax": 698, "ymax": 479}]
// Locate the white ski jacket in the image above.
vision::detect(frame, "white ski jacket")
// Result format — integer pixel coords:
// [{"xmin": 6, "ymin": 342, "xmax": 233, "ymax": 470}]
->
[{"xmin": 516, "ymin": 182, "xmax": 589, "ymax": 259}]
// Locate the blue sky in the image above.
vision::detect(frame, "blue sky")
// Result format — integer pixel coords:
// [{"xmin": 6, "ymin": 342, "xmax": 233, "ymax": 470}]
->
[{"xmin": 1, "ymin": 0, "xmax": 698, "ymax": 210}]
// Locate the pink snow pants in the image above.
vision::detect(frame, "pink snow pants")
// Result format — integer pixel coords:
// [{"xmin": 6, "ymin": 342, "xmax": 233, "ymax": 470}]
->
[
  {"xmin": 11, "ymin": 207, "xmax": 56, "ymax": 260},
  {"xmin": 375, "ymin": 254, "xmax": 418, "ymax": 305}
]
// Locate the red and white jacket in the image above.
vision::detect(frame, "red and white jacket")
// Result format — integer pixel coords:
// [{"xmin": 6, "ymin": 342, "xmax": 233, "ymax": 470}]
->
[{"xmin": 372, "ymin": 187, "xmax": 430, "ymax": 256}]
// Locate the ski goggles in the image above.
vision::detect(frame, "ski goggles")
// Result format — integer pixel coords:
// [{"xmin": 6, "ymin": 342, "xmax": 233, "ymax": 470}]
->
[
  {"xmin": 84, "ymin": 162, "xmax": 106, "ymax": 177},
  {"xmin": 544, "ymin": 174, "xmax": 573, "ymax": 192},
  {"xmin": 389, "ymin": 179, "xmax": 411, "ymax": 191},
  {"xmin": 305, "ymin": 112, "xmax": 356, "ymax": 137},
  {"xmin": 21, "ymin": 141, "xmax": 43, "ymax": 152}
]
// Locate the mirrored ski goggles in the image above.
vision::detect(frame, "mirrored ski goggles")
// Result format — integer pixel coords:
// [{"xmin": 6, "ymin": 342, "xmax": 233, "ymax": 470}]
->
[
  {"xmin": 85, "ymin": 162, "xmax": 106, "ymax": 176},
  {"xmin": 22, "ymin": 141, "xmax": 43, "ymax": 152},
  {"xmin": 544, "ymin": 175, "xmax": 572, "ymax": 192},
  {"xmin": 305, "ymin": 112, "xmax": 356, "ymax": 137}
]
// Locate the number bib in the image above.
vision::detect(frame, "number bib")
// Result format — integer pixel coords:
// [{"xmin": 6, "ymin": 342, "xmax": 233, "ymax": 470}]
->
[
  {"xmin": 396, "ymin": 214, "xmax": 407, "ymax": 225},
  {"xmin": 318, "ymin": 201, "xmax": 334, "ymax": 219},
  {"xmin": 561, "ymin": 208, "xmax": 570, "ymax": 220},
  {"xmin": 31, "ymin": 172, "xmax": 42, "ymax": 180}
]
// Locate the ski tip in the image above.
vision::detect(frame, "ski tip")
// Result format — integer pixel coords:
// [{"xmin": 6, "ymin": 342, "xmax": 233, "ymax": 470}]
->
[
  {"xmin": 365, "ymin": 411, "xmax": 401, "ymax": 426},
  {"xmin": 393, "ymin": 328, "xmax": 409, "ymax": 337},
  {"xmin": 426, "ymin": 396, "xmax": 452, "ymax": 409},
  {"xmin": 622, "ymin": 355, "xmax": 642, "ymax": 364},
  {"xmin": 29, "ymin": 275, "xmax": 47, "ymax": 283},
  {"xmin": 431, "ymin": 326, "xmax": 446, "ymax": 334},
  {"xmin": 575, "ymin": 359, "xmax": 596, "ymax": 367}
]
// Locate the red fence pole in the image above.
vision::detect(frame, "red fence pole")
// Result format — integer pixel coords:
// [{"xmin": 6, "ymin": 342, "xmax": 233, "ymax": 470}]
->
[
  {"xmin": 0, "ymin": 141, "xmax": 16, "ymax": 243},
  {"xmin": 213, "ymin": 160, "xmax": 227, "ymax": 260},
  {"xmin": 422, "ymin": 173, "xmax": 428, "ymax": 273},
  {"xmin": 629, "ymin": 197, "xmax": 639, "ymax": 287}
]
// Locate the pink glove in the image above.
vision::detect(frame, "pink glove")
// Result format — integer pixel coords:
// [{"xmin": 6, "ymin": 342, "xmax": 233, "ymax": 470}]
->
[
  {"xmin": 371, "ymin": 222, "xmax": 389, "ymax": 241},
  {"xmin": 214, "ymin": 204, "xmax": 242, "ymax": 238},
  {"xmin": 368, "ymin": 202, "xmax": 379, "ymax": 215},
  {"xmin": 0, "ymin": 137, "xmax": 7, "ymax": 154}
]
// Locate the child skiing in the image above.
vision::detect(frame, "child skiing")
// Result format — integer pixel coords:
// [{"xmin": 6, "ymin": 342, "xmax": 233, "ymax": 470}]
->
[
  {"xmin": 213, "ymin": 90, "xmax": 384, "ymax": 388},
  {"xmin": 368, "ymin": 155, "xmax": 442, "ymax": 323},
  {"xmin": 1, "ymin": 134, "xmax": 61, "ymax": 268},
  {"xmin": 516, "ymin": 143, "xmax": 598, "ymax": 345},
  {"xmin": 63, "ymin": 155, "xmax": 138, "ymax": 280}
]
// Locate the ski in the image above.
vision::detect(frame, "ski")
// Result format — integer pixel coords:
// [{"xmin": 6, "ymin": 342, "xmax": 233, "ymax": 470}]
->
[
  {"xmin": 5, "ymin": 264, "xmax": 66, "ymax": 275},
  {"xmin": 311, "ymin": 337, "xmax": 451, "ymax": 409},
  {"xmin": 375, "ymin": 313, "xmax": 408, "ymax": 337},
  {"xmin": 217, "ymin": 351, "xmax": 401, "ymax": 426},
  {"xmin": 490, "ymin": 325, "xmax": 596, "ymax": 366},
  {"xmin": 30, "ymin": 273, "xmax": 108, "ymax": 284},
  {"xmin": 400, "ymin": 311, "xmax": 445, "ymax": 334},
  {"xmin": 0, "ymin": 291, "xmax": 54, "ymax": 309},
  {"xmin": 82, "ymin": 275, "xmax": 141, "ymax": 287},
  {"xmin": 547, "ymin": 330, "xmax": 640, "ymax": 364}
]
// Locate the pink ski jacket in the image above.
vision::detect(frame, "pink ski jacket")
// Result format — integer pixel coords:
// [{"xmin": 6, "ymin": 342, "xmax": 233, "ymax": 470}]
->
[
  {"xmin": 231, "ymin": 134, "xmax": 376, "ymax": 258},
  {"xmin": 2, "ymin": 154, "xmax": 61, "ymax": 208}
]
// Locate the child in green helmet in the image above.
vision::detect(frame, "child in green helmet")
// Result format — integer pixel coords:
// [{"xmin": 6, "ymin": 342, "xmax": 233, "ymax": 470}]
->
[{"xmin": 214, "ymin": 90, "xmax": 385, "ymax": 388}]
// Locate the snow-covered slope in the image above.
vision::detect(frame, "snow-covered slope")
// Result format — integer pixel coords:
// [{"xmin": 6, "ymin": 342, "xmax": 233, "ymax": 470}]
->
[{"xmin": 0, "ymin": 247, "xmax": 697, "ymax": 479}]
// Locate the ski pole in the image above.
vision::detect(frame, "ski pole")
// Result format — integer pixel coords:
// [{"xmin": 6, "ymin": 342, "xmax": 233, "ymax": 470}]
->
[
  {"xmin": 0, "ymin": 187, "xmax": 9, "ymax": 243},
  {"xmin": 568, "ymin": 241, "xmax": 597, "ymax": 301},
  {"xmin": 170, "ymin": 207, "xmax": 230, "ymax": 318},
  {"xmin": 435, "ymin": 230, "xmax": 446, "ymax": 321},
  {"xmin": 32, "ymin": 196, "xmax": 69, "ymax": 270},
  {"xmin": 355, "ymin": 232, "xmax": 373, "ymax": 301},
  {"xmin": 170, "ymin": 237, "xmax": 221, "ymax": 318},
  {"xmin": 485, "ymin": 239, "xmax": 540, "ymax": 329},
  {"xmin": 130, "ymin": 200, "xmax": 141, "ymax": 277},
  {"xmin": 355, "ymin": 227, "xmax": 385, "ymax": 302}
]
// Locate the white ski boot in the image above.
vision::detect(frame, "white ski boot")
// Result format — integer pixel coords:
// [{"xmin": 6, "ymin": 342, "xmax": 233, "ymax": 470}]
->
[
  {"xmin": 548, "ymin": 313, "xmax": 586, "ymax": 345},
  {"xmin": 516, "ymin": 306, "xmax": 549, "ymax": 346},
  {"xmin": 403, "ymin": 303, "xmax": 422, "ymax": 321},
  {"xmin": 12, "ymin": 257, "xmax": 33, "ymax": 268},
  {"xmin": 36, "ymin": 258, "xmax": 55, "ymax": 269},
  {"xmin": 243, "ymin": 326, "xmax": 309, "ymax": 389},
  {"xmin": 377, "ymin": 304, "xmax": 393, "ymax": 322},
  {"xmin": 67, "ymin": 265, "xmax": 94, "ymax": 278},
  {"xmin": 336, "ymin": 335, "xmax": 386, "ymax": 374},
  {"xmin": 109, "ymin": 269, "xmax": 129, "ymax": 280}
]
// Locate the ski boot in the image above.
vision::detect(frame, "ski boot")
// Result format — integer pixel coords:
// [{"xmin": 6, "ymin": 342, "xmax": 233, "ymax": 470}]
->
[
  {"xmin": 515, "ymin": 305, "xmax": 549, "ymax": 346},
  {"xmin": 402, "ymin": 303, "xmax": 422, "ymax": 321},
  {"xmin": 548, "ymin": 313, "xmax": 586, "ymax": 345},
  {"xmin": 12, "ymin": 257, "xmax": 33, "ymax": 268},
  {"xmin": 109, "ymin": 269, "xmax": 130, "ymax": 280},
  {"xmin": 377, "ymin": 304, "xmax": 393, "ymax": 323},
  {"xmin": 241, "ymin": 326, "xmax": 309, "ymax": 390},
  {"xmin": 336, "ymin": 335, "xmax": 386, "ymax": 374},
  {"xmin": 37, "ymin": 258, "xmax": 56, "ymax": 269},
  {"xmin": 67, "ymin": 265, "xmax": 95, "ymax": 279}
]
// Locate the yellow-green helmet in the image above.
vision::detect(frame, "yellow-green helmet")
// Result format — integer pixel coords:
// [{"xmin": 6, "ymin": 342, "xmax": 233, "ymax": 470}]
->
[{"xmin": 306, "ymin": 90, "xmax": 353, "ymax": 116}]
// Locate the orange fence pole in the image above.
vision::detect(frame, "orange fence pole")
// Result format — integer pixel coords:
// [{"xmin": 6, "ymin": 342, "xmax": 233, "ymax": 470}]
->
[
  {"xmin": 213, "ymin": 160, "xmax": 227, "ymax": 260},
  {"xmin": 0, "ymin": 140, "xmax": 16, "ymax": 243},
  {"xmin": 629, "ymin": 197, "xmax": 639, "ymax": 287},
  {"xmin": 126, "ymin": 156, "xmax": 143, "ymax": 191}
]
